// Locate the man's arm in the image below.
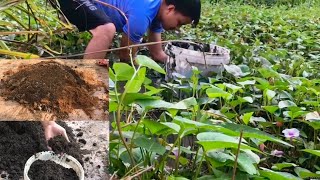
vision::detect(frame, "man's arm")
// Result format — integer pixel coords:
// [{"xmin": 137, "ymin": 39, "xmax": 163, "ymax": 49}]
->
[{"xmin": 147, "ymin": 31, "xmax": 168, "ymax": 63}]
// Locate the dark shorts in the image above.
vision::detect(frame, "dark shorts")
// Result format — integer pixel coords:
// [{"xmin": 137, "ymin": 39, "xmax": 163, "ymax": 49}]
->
[{"xmin": 56, "ymin": 0, "xmax": 112, "ymax": 31}]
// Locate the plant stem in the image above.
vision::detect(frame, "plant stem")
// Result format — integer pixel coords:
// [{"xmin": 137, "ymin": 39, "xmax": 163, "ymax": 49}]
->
[{"xmin": 232, "ymin": 130, "xmax": 243, "ymax": 180}]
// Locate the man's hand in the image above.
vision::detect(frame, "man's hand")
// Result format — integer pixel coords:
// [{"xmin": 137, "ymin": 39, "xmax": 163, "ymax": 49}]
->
[
  {"xmin": 148, "ymin": 31, "xmax": 168, "ymax": 63},
  {"xmin": 41, "ymin": 121, "xmax": 70, "ymax": 142}
]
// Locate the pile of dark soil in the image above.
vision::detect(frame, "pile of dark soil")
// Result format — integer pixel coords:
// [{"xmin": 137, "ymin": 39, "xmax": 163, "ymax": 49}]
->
[
  {"xmin": 0, "ymin": 121, "xmax": 84, "ymax": 180},
  {"xmin": 28, "ymin": 160, "xmax": 78, "ymax": 180},
  {"xmin": 0, "ymin": 61, "xmax": 98, "ymax": 119},
  {"xmin": 48, "ymin": 135, "xmax": 83, "ymax": 165}
]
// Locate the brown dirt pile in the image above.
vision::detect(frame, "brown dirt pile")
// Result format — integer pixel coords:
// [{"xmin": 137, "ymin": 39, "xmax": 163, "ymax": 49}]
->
[{"xmin": 0, "ymin": 61, "xmax": 98, "ymax": 119}]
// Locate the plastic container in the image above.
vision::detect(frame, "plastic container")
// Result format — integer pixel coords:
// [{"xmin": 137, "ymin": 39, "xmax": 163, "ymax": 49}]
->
[
  {"xmin": 24, "ymin": 151, "xmax": 84, "ymax": 180},
  {"xmin": 165, "ymin": 42, "xmax": 230, "ymax": 79}
]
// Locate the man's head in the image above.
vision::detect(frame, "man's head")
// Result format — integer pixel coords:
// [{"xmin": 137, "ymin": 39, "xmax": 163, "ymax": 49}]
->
[{"xmin": 158, "ymin": 0, "xmax": 201, "ymax": 31}]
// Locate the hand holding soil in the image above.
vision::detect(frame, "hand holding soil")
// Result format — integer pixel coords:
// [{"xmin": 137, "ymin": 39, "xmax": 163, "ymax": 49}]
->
[{"xmin": 42, "ymin": 121, "xmax": 70, "ymax": 147}]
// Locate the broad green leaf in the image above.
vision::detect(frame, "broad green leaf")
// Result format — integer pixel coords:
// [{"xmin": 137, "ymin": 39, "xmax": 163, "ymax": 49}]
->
[
  {"xmin": 224, "ymin": 64, "xmax": 246, "ymax": 77},
  {"xmin": 224, "ymin": 83, "xmax": 242, "ymax": 93},
  {"xmin": 301, "ymin": 120, "xmax": 320, "ymax": 130},
  {"xmin": 301, "ymin": 101, "xmax": 320, "ymax": 106},
  {"xmin": 242, "ymin": 149, "xmax": 260, "ymax": 164},
  {"xmin": 259, "ymin": 167, "xmax": 302, "ymax": 180},
  {"xmin": 197, "ymin": 176, "xmax": 216, "ymax": 180},
  {"xmin": 207, "ymin": 151, "xmax": 233, "ymax": 163},
  {"xmin": 168, "ymin": 155, "xmax": 189, "ymax": 165},
  {"xmin": 265, "ymin": 89, "xmax": 276, "ymax": 101},
  {"xmin": 120, "ymin": 148, "xmax": 143, "ymax": 165},
  {"xmin": 221, "ymin": 123, "xmax": 293, "ymax": 147},
  {"xmin": 109, "ymin": 101, "xmax": 118, "ymax": 112},
  {"xmin": 301, "ymin": 149, "xmax": 320, "ymax": 157},
  {"xmin": 278, "ymin": 100, "xmax": 297, "ymax": 109},
  {"xmin": 237, "ymin": 153, "xmax": 258, "ymax": 175},
  {"xmin": 258, "ymin": 68, "xmax": 280, "ymax": 78},
  {"xmin": 125, "ymin": 67, "xmax": 146, "ymax": 93},
  {"xmin": 142, "ymin": 119, "xmax": 172, "ymax": 135},
  {"xmin": 271, "ymin": 163, "xmax": 298, "ymax": 170},
  {"xmin": 135, "ymin": 55, "xmax": 166, "ymax": 74},
  {"xmin": 162, "ymin": 122, "xmax": 181, "ymax": 133},
  {"xmin": 237, "ymin": 80, "xmax": 256, "ymax": 86},
  {"xmin": 294, "ymin": 167, "xmax": 320, "ymax": 178},
  {"xmin": 144, "ymin": 85, "xmax": 164, "ymax": 96},
  {"xmin": 122, "ymin": 93, "xmax": 159, "ymax": 105},
  {"xmin": 113, "ymin": 63, "xmax": 134, "ymax": 81},
  {"xmin": 134, "ymin": 136, "xmax": 166, "ymax": 155},
  {"xmin": 262, "ymin": 106, "xmax": 279, "ymax": 114},
  {"xmin": 168, "ymin": 176, "xmax": 189, "ymax": 180},
  {"xmin": 198, "ymin": 141, "xmax": 259, "ymax": 152},
  {"xmin": 136, "ymin": 97, "xmax": 196, "ymax": 112},
  {"xmin": 243, "ymin": 112, "xmax": 254, "ymax": 125},
  {"xmin": 206, "ymin": 86, "xmax": 232, "ymax": 100},
  {"xmin": 197, "ymin": 132, "xmax": 260, "ymax": 152},
  {"xmin": 240, "ymin": 96, "xmax": 254, "ymax": 103},
  {"xmin": 305, "ymin": 111, "xmax": 320, "ymax": 121}
]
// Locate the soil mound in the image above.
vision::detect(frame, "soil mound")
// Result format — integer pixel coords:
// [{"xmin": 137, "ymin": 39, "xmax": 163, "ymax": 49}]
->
[
  {"xmin": 28, "ymin": 160, "xmax": 78, "ymax": 180},
  {"xmin": 0, "ymin": 121, "xmax": 83, "ymax": 180},
  {"xmin": 48, "ymin": 135, "xmax": 83, "ymax": 165},
  {"xmin": 0, "ymin": 61, "xmax": 98, "ymax": 119}
]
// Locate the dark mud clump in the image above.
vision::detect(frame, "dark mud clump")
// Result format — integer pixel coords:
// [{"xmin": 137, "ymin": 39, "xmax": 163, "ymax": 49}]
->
[
  {"xmin": 0, "ymin": 61, "xmax": 98, "ymax": 119},
  {"xmin": 0, "ymin": 121, "xmax": 83, "ymax": 180},
  {"xmin": 48, "ymin": 135, "xmax": 84, "ymax": 165},
  {"xmin": 28, "ymin": 160, "xmax": 78, "ymax": 180}
]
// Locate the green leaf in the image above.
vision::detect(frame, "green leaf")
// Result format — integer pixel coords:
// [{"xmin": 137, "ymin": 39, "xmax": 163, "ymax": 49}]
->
[
  {"xmin": 271, "ymin": 163, "xmax": 298, "ymax": 170},
  {"xmin": 237, "ymin": 153, "xmax": 258, "ymax": 175},
  {"xmin": 224, "ymin": 83, "xmax": 242, "ymax": 93},
  {"xmin": 121, "ymin": 93, "xmax": 159, "ymax": 105},
  {"xmin": 206, "ymin": 86, "xmax": 233, "ymax": 100},
  {"xmin": 224, "ymin": 64, "xmax": 247, "ymax": 77},
  {"xmin": 125, "ymin": 67, "xmax": 146, "ymax": 93},
  {"xmin": 135, "ymin": 55, "xmax": 166, "ymax": 74},
  {"xmin": 198, "ymin": 141, "xmax": 259, "ymax": 152},
  {"xmin": 265, "ymin": 89, "xmax": 276, "ymax": 101},
  {"xmin": 113, "ymin": 63, "xmax": 134, "ymax": 81},
  {"xmin": 221, "ymin": 123, "xmax": 293, "ymax": 147},
  {"xmin": 259, "ymin": 168, "xmax": 302, "ymax": 180},
  {"xmin": 197, "ymin": 132, "xmax": 260, "ymax": 152},
  {"xmin": 294, "ymin": 167, "xmax": 320, "ymax": 178},
  {"xmin": 168, "ymin": 176, "xmax": 190, "ymax": 180},
  {"xmin": 301, "ymin": 149, "xmax": 320, "ymax": 157},
  {"xmin": 162, "ymin": 122, "xmax": 181, "ymax": 133},
  {"xmin": 243, "ymin": 112, "xmax": 254, "ymax": 125},
  {"xmin": 278, "ymin": 100, "xmax": 297, "ymax": 109},
  {"xmin": 259, "ymin": 68, "xmax": 280, "ymax": 78},
  {"xmin": 168, "ymin": 155, "xmax": 189, "ymax": 165},
  {"xmin": 262, "ymin": 106, "xmax": 279, "ymax": 114},
  {"xmin": 142, "ymin": 119, "xmax": 172, "ymax": 135},
  {"xmin": 136, "ymin": 97, "xmax": 197, "ymax": 111},
  {"xmin": 134, "ymin": 136, "xmax": 166, "ymax": 155}
]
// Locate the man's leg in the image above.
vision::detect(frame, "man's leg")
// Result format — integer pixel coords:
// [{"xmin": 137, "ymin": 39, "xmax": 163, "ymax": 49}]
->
[
  {"xmin": 85, "ymin": 23, "xmax": 116, "ymax": 59},
  {"xmin": 57, "ymin": 0, "xmax": 114, "ymax": 59}
]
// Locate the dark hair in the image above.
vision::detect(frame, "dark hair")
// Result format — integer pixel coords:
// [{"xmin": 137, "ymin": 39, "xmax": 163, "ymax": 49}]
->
[{"xmin": 165, "ymin": 0, "xmax": 201, "ymax": 26}]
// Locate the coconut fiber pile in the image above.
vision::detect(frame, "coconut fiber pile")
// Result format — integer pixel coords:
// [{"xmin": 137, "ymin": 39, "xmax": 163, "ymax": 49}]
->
[{"xmin": 0, "ymin": 61, "xmax": 98, "ymax": 119}]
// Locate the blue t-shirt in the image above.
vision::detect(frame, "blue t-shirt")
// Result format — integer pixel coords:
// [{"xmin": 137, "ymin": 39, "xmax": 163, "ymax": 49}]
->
[{"xmin": 96, "ymin": 0, "xmax": 164, "ymax": 43}]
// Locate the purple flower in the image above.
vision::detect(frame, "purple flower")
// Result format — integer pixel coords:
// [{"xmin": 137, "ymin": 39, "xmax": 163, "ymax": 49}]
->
[
  {"xmin": 172, "ymin": 147, "xmax": 179, "ymax": 159},
  {"xmin": 271, "ymin": 149, "xmax": 284, "ymax": 157},
  {"xmin": 282, "ymin": 128, "xmax": 300, "ymax": 139}
]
